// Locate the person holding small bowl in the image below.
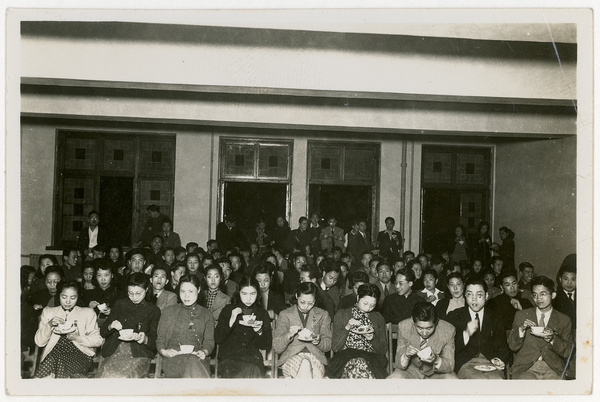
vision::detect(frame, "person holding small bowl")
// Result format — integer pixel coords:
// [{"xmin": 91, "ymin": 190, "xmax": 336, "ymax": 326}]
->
[
  {"xmin": 157, "ymin": 274, "xmax": 215, "ymax": 378},
  {"xmin": 273, "ymin": 282, "xmax": 332, "ymax": 378},
  {"xmin": 97, "ymin": 272, "xmax": 161, "ymax": 378}
]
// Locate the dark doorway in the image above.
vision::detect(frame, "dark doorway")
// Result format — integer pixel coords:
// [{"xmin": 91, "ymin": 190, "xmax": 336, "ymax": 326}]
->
[
  {"xmin": 309, "ymin": 184, "xmax": 372, "ymax": 234},
  {"xmin": 223, "ymin": 182, "xmax": 288, "ymax": 243},
  {"xmin": 421, "ymin": 188, "xmax": 487, "ymax": 255},
  {"xmin": 99, "ymin": 176, "xmax": 134, "ymax": 247}
]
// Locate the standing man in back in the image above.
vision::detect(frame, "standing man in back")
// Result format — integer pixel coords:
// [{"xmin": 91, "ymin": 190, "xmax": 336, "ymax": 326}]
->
[{"xmin": 376, "ymin": 217, "xmax": 403, "ymax": 262}]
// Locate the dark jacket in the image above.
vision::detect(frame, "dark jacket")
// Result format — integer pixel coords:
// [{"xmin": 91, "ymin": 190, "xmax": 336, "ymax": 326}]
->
[{"xmin": 100, "ymin": 298, "xmax": 161, "ymax": 358}]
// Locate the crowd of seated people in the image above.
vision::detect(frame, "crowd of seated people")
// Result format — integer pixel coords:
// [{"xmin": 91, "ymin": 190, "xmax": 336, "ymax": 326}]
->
[{"xmin": 20, "ymin": 209, "xmax": 576, "ymax": 381}]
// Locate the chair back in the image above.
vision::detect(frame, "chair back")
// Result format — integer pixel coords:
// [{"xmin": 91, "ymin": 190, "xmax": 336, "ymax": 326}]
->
[{"xmin": 386, "ymin": 322, "xmax": 398, "ymax": 375}]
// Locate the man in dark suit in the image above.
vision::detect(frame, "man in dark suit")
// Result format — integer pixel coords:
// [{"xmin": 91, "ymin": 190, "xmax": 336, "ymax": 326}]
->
[
  {"xmin": 553, "ymin": 263, "xmax": 576, "ymax": 337},
  {"xmin": 488, "ymin": 269, "xmax": 533, "ymax": 333},
  {"xmin": 215, "ymin": 214, "xmax": 247, "ymax": 253},
  {"xmin": 287, "ymin": 216, "xmax": 313, "ymax": 255},
  {"xmin": 509, "ymin": 276, "xmax": 573, "ymax": 380},
  {"xmin": 382, "ymin": 268, "xmax": 422, "ymax": 324},
  {"xmin": 299, "ymin": 265, "xmax": 335, "ymax": 321},
  {"xmin": 346, "ymin": 219, "xmax": 371, "ymax": 269},
  {"xmin": 376, "ymin": 217, "xmax": 403, "ymax": 262},
  {"xmin": 77, "ymin": 210, "xmax": 108, "ymax": 262},
  {"xmin": 446, "ymin": 276, "xmax": 509, "ymax": 379},
  {"xmin": 373, "ymin": 261, "xmax": 395, "ymax": 309},
  {"xmin": 388, "ymin": 302, "xmax": 457, "ymax": 379}
]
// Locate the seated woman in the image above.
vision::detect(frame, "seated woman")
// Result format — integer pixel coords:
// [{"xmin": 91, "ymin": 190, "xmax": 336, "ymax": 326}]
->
[
  {"xmin": 200, "ymin": 264, "xmax": 231, "ymax": 324},
  {"xmin": 82, "ymin": 260, "xmax": 122, "ymax": 327},
  {"xmin": 273, "ymin": 282, "xmax": 332, "ymax": 378},
  {"xmin": 97, "ymin": 272, "xmax": 161, "ymax": 378},
  {"xmin": 29, "ymin": 267, "xmax": 65, "ymax": 318},
  {"xmin": 157, "ymin": 274, "xmax": 215, "ymax": 378},
  {"xmin": 253, "ymin": 263, "xmax": 285, "ymax": 320},
  {"xmin": 327, "ymin": 283, "xmax": 388, "ymax": 379},
  {"xmin": 435, "ymin": 272, "xmax": 466, "ymax": 320},
  {"xmin": 215, "ymin": 276, "xmax": 272, "ymax": 378},
  {"xmin": 33, "ymin": 280, "xmax": 103, "ymax": 378},
  {"xmin": 30, "ymin": 254, "xmax": 60, "ymax": 294}
]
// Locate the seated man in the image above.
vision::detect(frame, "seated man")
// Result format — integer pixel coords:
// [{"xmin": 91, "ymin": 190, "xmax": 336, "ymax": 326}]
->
[
  {"xmin": 317, "ymin": 259, "xmax": 342, "ymax": 308},
  {"xmin": 382, "ymin": 268, "xmax": 423, "ymax": 324},
  {"xmin": 299, "ymin": 265, "xmax": 336, "ymax": 321},
  {"xmin": 446, "ymin": 277, "xmax": 509, "ymax": 379},
  {"xmin": 488, "ymin": 269, "xmax": 533, "ymax": 334},
  {"xmin": 388, "ymin": 302, "xmax": 457, "ymax": 379},
  {"xmin": 338, "ymin": 271, "xmax": 369, "ymax": 310},
  {"xmin": 373, "ymin": 261, "xmax": 395, "ymax": 308},
  {"xmin": 508, "ymin": 276, "xmax": 573, "ymax": 380}
]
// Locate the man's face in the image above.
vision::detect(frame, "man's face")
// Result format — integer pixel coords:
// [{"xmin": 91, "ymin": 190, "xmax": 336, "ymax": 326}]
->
[
  {"xmin": 362, "ymin": 253, "xmax": 372, "ymax": 269},
  {"xmin": 531, "ymin": 284, "xmax": 555, "ymax": 310},
  {"xmin": 418, "ymin": 255, "xmax": 428, "ymax": 269},
  {"xmin": 352, "ymin": 281, "xmax": 365, "ymax": 295},
  {"xmin": 501, "ymin": 276, "xmax": 519, "ymax": 298},
  {"xmin": 129, "ymin": 253, "xmax": 146, "ymax": 273},
  {"xmin": 405, "ymin": 253, "xmax": 415, "ymax": 262},
  {"xmin": 423, "ymin": 274, "xmax": 437, "ymax": 291},
  {"xmin": 377, "ymin": 264, "xmax": 392, "ymax": 284},
  {"xmin": 96, "ymin": 269, "xmax": 113, "ymax": 288},
  {"xmin": 369, "ymin": 260, "xmax": 379, "ymax": 277},
  {"xmin": 492, "ymin": 260, "xmax": 504, "ymax": 275},
  {"xmin": 65, "ymin": 251, "xmax": 78, "ymax": 267},
  {"xmin": 414, "ymin": 320, "xmax": 437, "ymax": 340},
  {"xmin": 276, "ymin": 217, "xmax": 285, "ymax": 227},
  {"xmin": 394, "ymin": 274, "xmax": 412, "ymax": 296},
  {"xmin": 109, "ymin": 247, "xmax": 120, "ymax": 262},
  {"xmin": 521, "ymin": 267, "xmax": 534, "ymax": 283},
  {"xmin": 294, "ymin": 256, "xmax": 307, "ymax": 271},
  {"xmin": 45, "ymin": 273, "xmax": 61, "ymax": 294},
  {"xmin": 411, "ymin": 262, "xmax": 422, "ymax": 279},
  {"xmin": 151, "ymin": 269, "xmax": 168, "ymax": 291},
  {"xmin": 162, "ymin": 222, "xmax": 172, "ymax": 233},
  {"xmin": 299, "ymin": 220, "xmax": 309, "ymax": 230},
  {"xmin": 358, "ymin": 221, "xmax": 367, "ymax": 233},
  {"xmin": 151, "ymin": 237, "xmax": 163, "ymax": 252},
  {"xmin": 385, "ymin": 219, "xmax": 394, "ymax": 231},
  {"xmin": 299, "ymin": 271, "xmax": 313, "ymax": 283},
  {"xmin": 230, "ymin": 256, "xmax": 242, "ymax": 271},
  {"xmin": 465, "ymin": 284, "xmax": 487, "ymax": 312},
  {"xmin": 88, "ymin": 213, "xmax": 100, "ymax": 227},
  {"xmin": 333, "ymin": 249, "xmax": 342, "ymax": 260},
  {"xmin": 472, "ymin": 260, "xmax": 483, "ymax": 273},
  {"xmin": 150, "ymin": 210, "xmax": 160, "ymax": 219},
  {"xmin": 322, "ymin": 271, "xmax": 340, "ymax": 288},
  {"xmin": 92, "ymin": 250, "xmax": 104, "ymax": 260},
  {"xmin": 393, "ymin": 260, "xmax": 405, "ymax": 272},
  {"xmin": 310, "ymin": 214, "xmax": 319, "ymax": 225},
  {"xmin": 221, "ymin": 263, "xmax": 231, "ymax": 281},
  {"xmin": 559, "ymin": 272, "xmax": 576, "ymax": 292},
  {"xmin": 255, "ymin": 273, "xmax": 271, "ymax": 293},
  {"xmin": 483, "ymin": 273, "xmax": 495, "ymax": 289},
  {"xmin": 164, "ymin": 250, "xmax": 175, "ymax": 265},
  {"xmin": 328, "ymin": 218, "xmax": 337, "ymax": 228}
]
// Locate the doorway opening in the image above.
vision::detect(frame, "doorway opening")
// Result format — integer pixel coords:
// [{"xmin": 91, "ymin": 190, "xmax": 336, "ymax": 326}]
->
[
  {"xmin": 309, "ymin": 184, "xmax": 373, "ymax": 234},
  {"xmin": 99, "ymin": 176, "xmax": 134, "ymax": 247},
  {"xmin": 222, "ymin": 181, "xmax": 288, "ymax": 243}
]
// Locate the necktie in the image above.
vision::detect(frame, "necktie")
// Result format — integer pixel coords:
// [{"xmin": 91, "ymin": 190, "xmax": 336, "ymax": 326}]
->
[
  {"xmin": 538, "ymin": 313, "xmax": 545, "ymax": 327},
  {"xmin": 331, "ymin": 228, "xmax": 335, "ymax": 249},
  {"xmin": 567, "ymin": 292, "xmax": 573, "ymax": 300},
  {"xmin": 419, "ymin": 338, "xmax": 427, "ymax": 350},
  {"xmin": 475, "ymin": 312, "xmax": 480, "ymax": 331},
  {"xmin": 384, "ymin": 285, "xmax": 389, "ymax": 298}
]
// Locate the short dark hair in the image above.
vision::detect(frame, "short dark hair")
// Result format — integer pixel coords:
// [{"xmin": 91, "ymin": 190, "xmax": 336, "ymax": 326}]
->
[
  {"xmin": 147, "ymin": 205, "xmax": 160, "ymax": 212},
  {"xmin": 319, "ymin": 259, "xmax": 341, "ymax": 275},
  {"xmin": 298, "ymin": 216, "xmax": 308, "ymax": 224},
  {"xmin": 57, "ymin": 280, "xmax": 81, "ymax": 297},
  {"xmin": 126, "ymin": 248, "xmax": 145, "ymax": 261},
  {"xmin": 403, "ymin": 250, "xmax": 415, "ymax": 259},
  {"xmin": 465, "ymin": 276, "xmax": 488, "ymax": 293},
  {"xmin": 127, "ymin": 272, "xmax": 150, "ymax": 290},
  {"xmin": 151, "ymin": 234, "xmax": 164, "ymax": 243},
  {"xmin": 150, "ymin": 265, "xmax": 171, "ymax": 282},
  {"xmin": 384, "ymin": 217, "xmax": 395, "ymax": 224},
  {"xmin": 519, "ymin": 261, "xmax": 534, "ymax": 272},
  {"xmin": 186, "ymin": 242, "xmax": 199, "ymax": 250},
  {"xmin": 430, "ymin": 254, "xmax": 444, "ymax": 266},
  {"xmin": 88, "ymin": 210, "xmax": 100, "ymax": 218},
  {"xmin": 300, "ymin": 265, "xmax": 320, "ymax": 280},
  {"xmin": 557, "ymin": 263, "xmax": 576, "ymax": 277},
  {"xmin": 445, "ymin": 272, "xmax": 464, "ymax": 287},
  {"xmin": 376, "ymin": 261, "xmax": 391, "ymax": 273},
  {"xmin": 252, "ymin": 262, "xmax": 274, "ymax": 278},
  {"xmin": 92, "ymin": 245, "xmax": 105, "ymax": 253},
  {"xmin": 357, "ymin": 283, "xmax": 381, "ymax": 303},
  {"xmin": 295, "ymin": 281, "xmax": 318, "ymax": 299},
  {"xmin": 39, "ymin": 254, "xmax": 59, "ymax": 268},
  {"xmin": 499, "ymin": 268, "xmax": 518, "ymax": 283},
  {"xmin": 412, "ymin": 302, "xmax": 439, "ymax": 324},
  {"xmin": 45, "ymin": 266, "xmax": 64, "ymax": 279},
  {"xmin": 491, "ymin": 256, "xmax": 504, "ymax": 265},
  {"xmin": 422, "ymin": 268, "xmax": 438, "ymax": 280},
  {"xmin": 531, "ymin": 276, "xmax": 556, "ymax": 293},
  {"xmin": 161, "ymin": 217, "xmax": 173, "ymax": 226},
  {"xmin": 62, "ymin": 248, "xmax": 78, "ymax": 257},
  {"xmin": 396, "ymin": 268, "xmax": 415, "ymax": 283},
  {"xmin": 350, "ymin": 271, "xmax": 369, "ymax": 287}
]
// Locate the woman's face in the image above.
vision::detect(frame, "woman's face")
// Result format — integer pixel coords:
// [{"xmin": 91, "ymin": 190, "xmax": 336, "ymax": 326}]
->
[
  {"xmin": 455, "ymin": 226, "xmax": 463, "ymax": 237},
  {"xmin": 448, "ymin": 278, "xmax": 464, "ymax": 298},
  {"xmin": 96, "ymin": 269, "xmax": 113, "ymax": 289},
  {"xmin": 40, "ymin": 258, "xmax": 55, "ymax": 273},
  {"xmin": 239, "ymin": 285, "xmax": 258, "ymax": 307},
  {"xmin": 483, "ymin": 274, "xmax": 495, "ymax": 289},
  {"xmin": 45, "ymin": 272, "xmax": 61, "ymax": 294},
  {"xmin": 187, "ymin": 256, "xmax": 200, "ymax": 273},
  {"xmin": 27, "ymin": 272, "xmax": 36, "ymax": 286},
  {"xmin": 82, "ymin": 267, "xmax": 94, "ymax": 283},
  {"xmin": 472, "ymin": 260, "xmax": 483, "ymax": 273},
  {"xmin": 356, "ymin": 295, "xmax": 377, "ymax": 313},
  {"xmin": 109, "ymin": 247, "xmax": 120, "ymax": 262},
  {"xmin": 206, "ymin": 268, "xmax": 222, "ymax": 291},
  {"xmin": 499, "ymin": 229, "xmax": 508, "ymax": 240},
  {"xmin": 480, "ymin": 225, "xmax": 489, "ymax": 235},
  {"xmin": 411, "ymin": 262, "xmax": 422, "ymax": 278},
  {"xmin": 59, "ymin": 286, "xmax": 79, "ymax": 310},
  {"xmin": 255, "ymin": 273, "xmax": 271, "ymax": 293},
  {"xmin": 297, "ymin": 293, "xmax": 316, "ymax": 314},
  {"xmin": 127, "ymin": 285, "xmax": 147, "ymax": 304},
  {"xmin": 179, "ymin": 281, "xmax": 200, "ymax": 306}
]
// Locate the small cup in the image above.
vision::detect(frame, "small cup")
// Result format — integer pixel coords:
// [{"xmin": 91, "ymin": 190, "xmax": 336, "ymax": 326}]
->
[
  {"xmin": 97, "ymin": 303, "xmax": 108, "ymax": 311},
  {"xmin": 179, "ymin": 344, "xmax": 194, "ymax": 354},
  {"xmin": 417, "ymin": 346, "xmax": 433, "ymax": 360},
  {"xmin": 119, "ymin": 329, "xmax": 134, "ymax": 339},
  {"xmin": 529, "ymin": 326, "xmax": 546, "ymax": 336},
  {"xmin": 241, "ymin": 314, "xmax": 254, "ymax": 323},
  {"xmin": 57, "ymin": 321, "xmax": 73, "ymax": 331}
]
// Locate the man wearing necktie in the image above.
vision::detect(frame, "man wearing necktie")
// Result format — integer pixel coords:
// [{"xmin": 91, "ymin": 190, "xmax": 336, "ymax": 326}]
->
[
  {"xmin": 388, "ymin": 302, "xmax": 457, "ymax": 379},
  {"xmin": 447, "ymin": 277, "xmax": 509, "ymax": 379},
  {"xmin": 509, "ymin": 276, "xmax": 573, "ymax": 380},
  {"xmin": 376, "ymin": 217, "xmax": 403, "ymax": 262}
]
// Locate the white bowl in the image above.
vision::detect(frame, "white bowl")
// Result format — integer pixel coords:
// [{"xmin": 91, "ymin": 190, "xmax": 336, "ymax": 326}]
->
[
  {"xmin": 179, "ymin": 344, "xmax": 194, "ymax": 354},
  {"xmin": 417, "ymin": 346, "xmax": 432, "ymax": 359},
  {"xmin": 119, "ymin": 329, "xmax": 134, "ymax": 338},
  {"xmin": 97, "ymin": 303, "xmax": 107, "ymax": 311},
  {"xmin": 530, "ymin": 326, "xmax": 546, "ymax": 336}
]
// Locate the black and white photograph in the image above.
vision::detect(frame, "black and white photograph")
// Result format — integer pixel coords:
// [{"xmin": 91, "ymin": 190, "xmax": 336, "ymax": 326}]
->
[{"xmin": 3, "ymin": 1, "xmax": 595, "ymax": 398}]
